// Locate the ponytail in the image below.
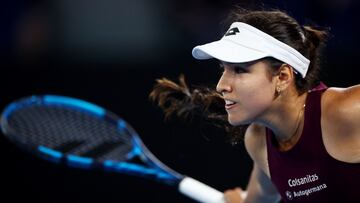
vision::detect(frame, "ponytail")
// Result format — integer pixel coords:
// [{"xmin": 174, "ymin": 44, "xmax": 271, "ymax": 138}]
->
[
  {"xmin": 303, "ymin": 26, "xmax": 329, "ymax": 50},
  {"xmin": 295, "ymin": 26, "xmax": 329, "ymax": 93}
]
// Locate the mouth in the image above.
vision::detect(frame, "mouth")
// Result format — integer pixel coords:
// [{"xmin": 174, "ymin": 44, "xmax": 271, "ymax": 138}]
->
[{"xmin": 224, "ymin": 99, "xmax": 237, "ymax": 110}]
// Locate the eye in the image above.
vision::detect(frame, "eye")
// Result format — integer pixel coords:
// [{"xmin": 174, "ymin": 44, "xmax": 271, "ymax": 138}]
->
[{"xmin": 233, "ymin": 65, "xmax": 247, "ymax": 74}]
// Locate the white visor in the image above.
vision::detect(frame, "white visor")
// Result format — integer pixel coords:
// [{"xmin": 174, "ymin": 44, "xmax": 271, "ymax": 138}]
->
[{"xmin": 192, "ymin": 22, "xmax": 310, "ymax": 78}]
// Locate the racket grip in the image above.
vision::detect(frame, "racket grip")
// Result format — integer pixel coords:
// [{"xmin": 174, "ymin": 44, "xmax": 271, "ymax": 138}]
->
[{"xmin": 178, "ymin": 177, "xmax": 225, "ymax": 203}]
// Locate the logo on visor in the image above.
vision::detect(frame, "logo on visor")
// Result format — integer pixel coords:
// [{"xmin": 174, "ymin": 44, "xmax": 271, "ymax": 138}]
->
[{"xmin": 224, "ymin": 27, "xmax": 240, "ymax": 36}]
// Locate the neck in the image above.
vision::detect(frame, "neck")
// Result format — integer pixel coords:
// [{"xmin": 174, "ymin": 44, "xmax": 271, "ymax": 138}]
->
[{"xmin": 257, "ymin": 91, "xmax": 308, "ymax": 151}]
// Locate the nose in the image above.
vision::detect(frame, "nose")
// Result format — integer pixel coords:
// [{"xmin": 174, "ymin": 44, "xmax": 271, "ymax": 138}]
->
[{"xmin": 216, "ymin": 72, "xmax": 232, "ymax": 94}]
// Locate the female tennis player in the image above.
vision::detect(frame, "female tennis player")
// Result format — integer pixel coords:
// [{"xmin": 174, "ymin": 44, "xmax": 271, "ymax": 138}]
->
[{"xmin": 151, "ymin": 8, "xmax": 360, "ymax": 203}]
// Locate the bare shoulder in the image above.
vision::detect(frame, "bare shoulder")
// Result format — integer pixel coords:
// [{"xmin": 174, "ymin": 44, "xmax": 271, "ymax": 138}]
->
[
  {"xmin": 322, "ymin": 85, "xmax": 360, "ymax": 128},
  {"xmin": 244, "ymin": 123, "xmax": 270, "ymax": 175},
  {"xmin": 321, "ymin": 85, "xmax": 360, "ymax": 163},
  {"xmin": 323, "ymin": 85, "xmax": 360, "ymax": 104}
]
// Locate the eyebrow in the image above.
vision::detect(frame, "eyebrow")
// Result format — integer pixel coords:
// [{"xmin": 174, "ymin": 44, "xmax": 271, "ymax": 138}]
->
[{"xmin": 219, "ymin": 61, "xmax": 255, "ymax": 69}]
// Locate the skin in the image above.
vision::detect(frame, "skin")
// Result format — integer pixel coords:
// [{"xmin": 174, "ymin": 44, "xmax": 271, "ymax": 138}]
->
[{"xmin": 217, "ymin": 60, "xmax": 360, "ymax": 203}]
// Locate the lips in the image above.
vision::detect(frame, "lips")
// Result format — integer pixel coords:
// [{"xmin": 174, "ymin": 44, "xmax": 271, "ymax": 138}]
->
[{"xmin": 224, "ymin": 99, "xmax": 237, "ymax": 110}]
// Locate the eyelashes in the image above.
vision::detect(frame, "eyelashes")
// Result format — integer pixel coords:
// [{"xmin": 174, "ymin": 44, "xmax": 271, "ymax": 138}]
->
[{"xmin": 233, "ymin": 66, "xmax": 247, "ymax": 73}]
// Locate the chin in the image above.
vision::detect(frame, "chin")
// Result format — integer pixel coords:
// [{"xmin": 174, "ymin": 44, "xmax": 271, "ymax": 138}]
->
[{"xmin": 228, "ymin": 117, "xmax": 250, "ymax": 126}]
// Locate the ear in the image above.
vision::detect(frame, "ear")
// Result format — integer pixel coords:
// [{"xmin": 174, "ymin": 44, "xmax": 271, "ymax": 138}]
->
[{"xmin": 275, "ymin": 64, "xmax": 295, "ymax": 91}]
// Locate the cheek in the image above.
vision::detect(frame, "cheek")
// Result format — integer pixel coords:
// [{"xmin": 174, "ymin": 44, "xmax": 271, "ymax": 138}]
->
[
  {"xmin": 228, "ymin": 79, "xmax": 274, "ymax": 125},
  {"xmin": 246, "ymin": 81, "xmax": 274, "ymax": 105},
  {"xmin": 244, "ymin": 87, "xmax": 274, "ymax": 111}
]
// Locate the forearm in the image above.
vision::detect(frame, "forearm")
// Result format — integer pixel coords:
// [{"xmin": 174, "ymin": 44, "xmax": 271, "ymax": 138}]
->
[
  {"xmin": 244, "ymin": 165, "xmax": 281, "ymax": 203},
  {"xmin": 244, "ymin": 166, "xmax": 280, "ymax": 203},
  {"xmin": 224, "ymin": 172, "xmax": 280, "ymax": 203}
]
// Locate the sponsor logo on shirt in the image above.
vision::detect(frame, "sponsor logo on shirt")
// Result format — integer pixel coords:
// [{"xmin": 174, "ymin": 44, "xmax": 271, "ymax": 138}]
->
[
  {"xmin": 285, "ymin": 173, "xmax": 327, "ymax": 200},
  {"xmin": 288, "ymin": 174, "xmax": 318, "ymax": 187}
]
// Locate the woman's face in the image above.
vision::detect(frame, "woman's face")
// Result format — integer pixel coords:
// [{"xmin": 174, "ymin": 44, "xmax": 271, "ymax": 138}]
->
[{"xmin": 216, "ymin": 60, "xmax": 276, "ymax": 126}]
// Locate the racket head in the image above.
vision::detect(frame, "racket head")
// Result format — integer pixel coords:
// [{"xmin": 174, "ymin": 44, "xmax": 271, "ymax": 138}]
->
[{"xmin": 1, "ymin": 95, "xmax": 183, "ymax": 185}]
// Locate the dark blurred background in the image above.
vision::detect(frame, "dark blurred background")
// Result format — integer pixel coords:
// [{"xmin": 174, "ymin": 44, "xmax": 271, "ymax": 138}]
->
[{"xmin": 1, "ymin": 0, "xmax": 359, "ymax": 202}]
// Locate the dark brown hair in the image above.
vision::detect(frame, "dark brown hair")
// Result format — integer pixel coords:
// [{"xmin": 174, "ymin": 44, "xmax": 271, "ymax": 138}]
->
[{"xmin": 150, "ymin": 8, "xmax": 329, "ymax": 144}]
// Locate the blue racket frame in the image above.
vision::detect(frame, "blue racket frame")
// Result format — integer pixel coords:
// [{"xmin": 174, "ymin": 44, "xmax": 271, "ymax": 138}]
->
[{"xmin": 1, "ymin": 95, "xmax": 184, "ymax": 185}]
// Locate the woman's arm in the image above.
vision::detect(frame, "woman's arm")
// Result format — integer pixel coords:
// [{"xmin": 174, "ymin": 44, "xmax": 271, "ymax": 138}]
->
[
  {"xmin": 333, "ymin": 85, "xmax": 360, "ymax": 135},
  {"xmin": 224, "ymin": 165, "xmax": 280, "ymax": 203},
  {"xmin": 243, "ymin": 163, "xmax": 281, "ymax": 203},
  {"xmin": 224, "ymin": 164, "xmax": 281, "ymax": 203},
  {"xmin": 322, "ymin": 85, "xmax": 360, "ymax": 162},
  {"xmin": 224, "ymin": 124, "xmax": 281, "ymax": 203}
]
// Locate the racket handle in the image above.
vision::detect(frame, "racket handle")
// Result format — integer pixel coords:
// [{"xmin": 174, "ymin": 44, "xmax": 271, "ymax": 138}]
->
[{"xmin": 178, "ymin": 177, "xmax": 225, "ymax": 203}]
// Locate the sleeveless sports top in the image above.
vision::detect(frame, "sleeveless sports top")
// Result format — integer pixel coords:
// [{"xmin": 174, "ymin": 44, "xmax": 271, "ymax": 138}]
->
[{"xmin": 266, "ymin": 84, "xmax": 360, "ymax": 203}]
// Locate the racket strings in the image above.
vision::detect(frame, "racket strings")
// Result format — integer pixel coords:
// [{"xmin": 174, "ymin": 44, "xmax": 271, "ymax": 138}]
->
[{"xmin": 7, "ymin": 105, "xmax": 133, "ymax": 161}]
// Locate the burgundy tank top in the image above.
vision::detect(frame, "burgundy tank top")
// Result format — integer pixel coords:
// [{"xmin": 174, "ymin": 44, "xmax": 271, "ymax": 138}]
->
[{"xmin": 266, "ymin": 83, "xmax": 360, "ymax": 203}]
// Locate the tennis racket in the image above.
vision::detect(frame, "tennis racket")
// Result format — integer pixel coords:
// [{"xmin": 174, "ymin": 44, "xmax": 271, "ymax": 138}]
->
[{"xmin": 0, "ymin": 95, "xmax": 225, "ymax": 203}]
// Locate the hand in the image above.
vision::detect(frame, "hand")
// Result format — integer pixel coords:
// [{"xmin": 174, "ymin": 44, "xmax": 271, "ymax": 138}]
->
[{"xmin": 224, "ymin": 187, "xmax": 246, "ymax": 203}]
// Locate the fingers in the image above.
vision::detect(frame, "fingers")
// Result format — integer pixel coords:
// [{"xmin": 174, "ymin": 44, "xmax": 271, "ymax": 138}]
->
[{"xmin": 224, "ymin": 187, "xmax": 244, "ymax": 203}]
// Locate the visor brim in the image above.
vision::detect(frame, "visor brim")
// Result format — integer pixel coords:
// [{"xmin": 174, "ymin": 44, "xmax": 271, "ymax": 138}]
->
[{"xmin": 192, "ymin": 39, "xmax": 268, "ymax": 63}]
